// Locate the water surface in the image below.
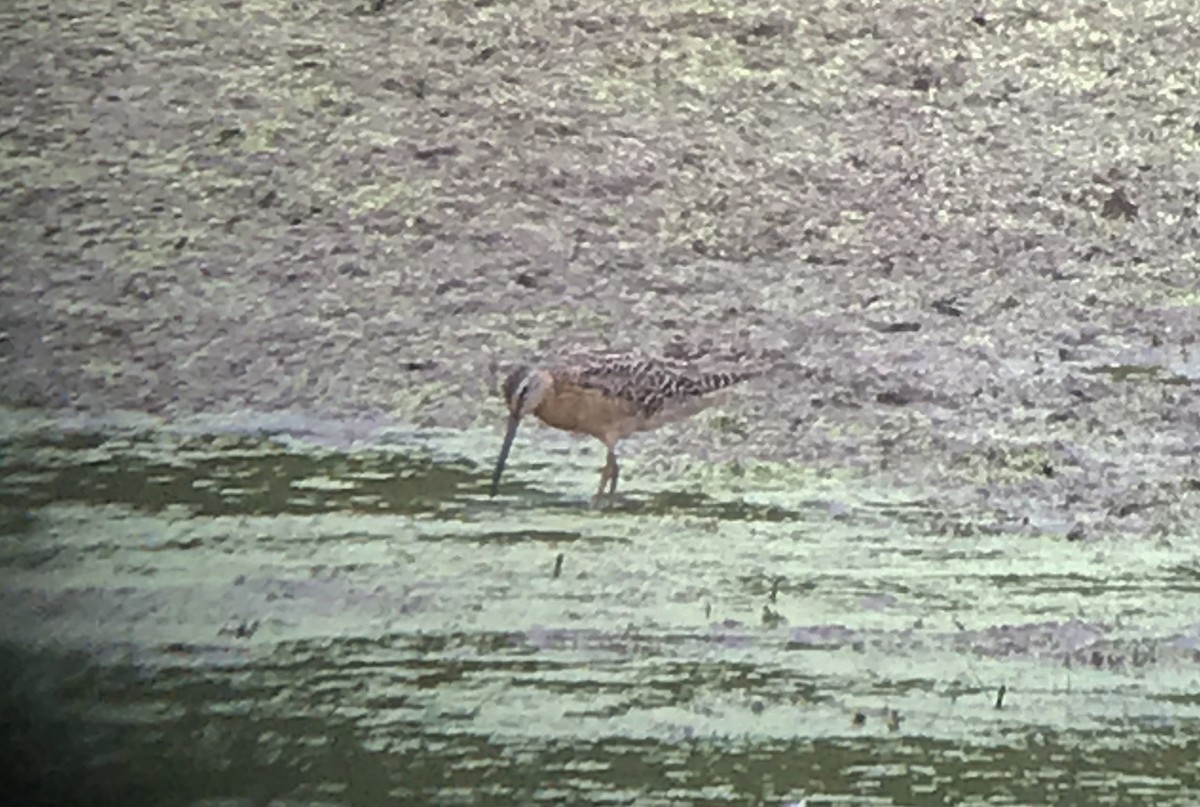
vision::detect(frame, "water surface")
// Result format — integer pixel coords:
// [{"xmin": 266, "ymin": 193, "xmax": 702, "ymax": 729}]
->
[{"xmin": 2, "ymin": 408, "xmax": 1198, "ymax": 806}]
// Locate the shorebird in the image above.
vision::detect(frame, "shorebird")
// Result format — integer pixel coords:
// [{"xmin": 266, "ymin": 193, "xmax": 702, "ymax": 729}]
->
[{"xmin": 489, "ymin": 353, "xmax": 754, "ymax": 506}]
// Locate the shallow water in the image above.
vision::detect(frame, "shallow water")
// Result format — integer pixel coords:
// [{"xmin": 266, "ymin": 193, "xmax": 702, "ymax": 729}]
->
[{"xmin": 2, "ymin": 408, "xmax": 1199, "ymax": 806}]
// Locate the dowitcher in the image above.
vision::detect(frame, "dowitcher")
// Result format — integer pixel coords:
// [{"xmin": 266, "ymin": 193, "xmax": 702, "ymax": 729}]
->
[{"xmin": 489, "ymin": 353, "xmax": 753, "ymax": 506}]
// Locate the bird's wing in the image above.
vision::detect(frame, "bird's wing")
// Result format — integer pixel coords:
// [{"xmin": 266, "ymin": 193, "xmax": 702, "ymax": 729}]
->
[{"xmin": 565, "ymin": 355, "xmax": 749, "ymax": 417}]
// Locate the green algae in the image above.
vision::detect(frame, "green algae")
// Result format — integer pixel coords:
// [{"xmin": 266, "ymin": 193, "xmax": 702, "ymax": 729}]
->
[{"xmin": 2, "ymin": 410, "xmax": 1199, "ymax": 805}]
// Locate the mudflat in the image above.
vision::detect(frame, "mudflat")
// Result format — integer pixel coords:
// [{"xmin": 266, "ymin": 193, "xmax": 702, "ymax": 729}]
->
[{"xmin": 4, "ymin": 0, "xmax": 1198, "ymax": 536}]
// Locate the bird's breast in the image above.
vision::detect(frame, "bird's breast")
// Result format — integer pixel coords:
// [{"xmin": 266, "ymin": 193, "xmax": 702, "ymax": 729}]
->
[{"xmin": 533, "ymin": 384, "xmax": 643, "ymax": 442}]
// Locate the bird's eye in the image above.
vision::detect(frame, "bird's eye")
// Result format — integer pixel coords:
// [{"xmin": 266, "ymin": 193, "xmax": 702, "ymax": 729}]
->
[{"xmin": 514, "ymin": 376, "xmax": 536, "ymax": 406}]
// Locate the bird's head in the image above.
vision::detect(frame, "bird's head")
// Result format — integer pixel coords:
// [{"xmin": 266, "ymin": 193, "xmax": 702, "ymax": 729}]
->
[{"xmin": 501, "ymin": 365, "xmax": 552, "ymax": 419}]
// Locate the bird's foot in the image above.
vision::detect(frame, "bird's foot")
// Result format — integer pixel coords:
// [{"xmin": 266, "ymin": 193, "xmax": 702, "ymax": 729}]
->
[{"xmin": 590, "ymin": 490, "xmax": 627, "ymax": 511}]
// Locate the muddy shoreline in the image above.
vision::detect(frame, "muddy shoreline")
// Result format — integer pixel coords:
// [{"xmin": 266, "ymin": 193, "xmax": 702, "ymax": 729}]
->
[{"xmin": 2, "ymin": 0, "xmax": 1198, "ymax": 536}]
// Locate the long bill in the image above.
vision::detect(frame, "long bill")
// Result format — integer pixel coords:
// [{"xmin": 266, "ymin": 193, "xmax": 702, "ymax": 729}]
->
[{"xmin": 490, "ymin": 413, "xmax": 521, "ymax": 496}]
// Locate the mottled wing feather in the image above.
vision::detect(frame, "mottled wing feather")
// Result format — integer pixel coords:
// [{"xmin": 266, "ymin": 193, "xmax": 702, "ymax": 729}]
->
[{"xmin": 563, "ymin": 355, "xmax": 751, "ymax": 417}]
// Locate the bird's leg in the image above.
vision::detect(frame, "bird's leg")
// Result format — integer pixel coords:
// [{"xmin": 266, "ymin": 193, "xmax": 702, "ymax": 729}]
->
[
  {"xmin": 591, "ymin": 457, "xmax": 611, "ymax": 509},
  {"xmin": 591, "ymin": 446, "xmax": 619, "ymax": 509}
]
